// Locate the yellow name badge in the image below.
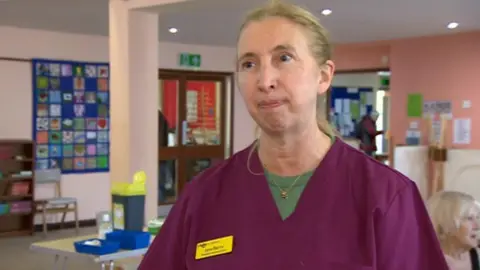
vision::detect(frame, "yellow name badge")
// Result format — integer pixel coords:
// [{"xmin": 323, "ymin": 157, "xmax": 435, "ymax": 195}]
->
[{"xmin": 195, "ymin": 236, "xmax": 234, "ymax": 260}]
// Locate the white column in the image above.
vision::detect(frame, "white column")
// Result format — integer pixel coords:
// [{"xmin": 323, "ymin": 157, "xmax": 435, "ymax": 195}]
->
[{"xmin": 109, "ymin": 0, "xmax": 159, "ymax": 222}]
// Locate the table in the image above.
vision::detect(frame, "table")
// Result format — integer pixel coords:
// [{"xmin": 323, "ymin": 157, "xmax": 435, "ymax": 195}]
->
[{"xmin": 30, "ymin": 234, "xmax": 148, "ymax": 270}]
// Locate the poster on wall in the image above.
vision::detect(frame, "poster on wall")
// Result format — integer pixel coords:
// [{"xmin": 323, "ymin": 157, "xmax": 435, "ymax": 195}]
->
[
  {"xmin": 453, "ymin": 118, "xmax": 471, "ymax": 145},
  {"xmin": 186, "ymin": 81, "xmax": 216, "ymax": 130},
  {"xmin": 423, "ymin": 100, "xmax": 452, "ymax": 119},
  {"xmin": 431, "ymin": 120, "xmax": 442, "ymax": 144},
  {"xmin": 406, "ymin": 93, "xmax": 423, "ymax": 117},
  {"xmin": 32, "ymin": 59, "xmax": 110, "ymax": 174}
]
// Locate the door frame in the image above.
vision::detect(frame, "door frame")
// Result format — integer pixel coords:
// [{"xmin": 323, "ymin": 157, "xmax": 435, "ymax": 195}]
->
[
  {"xmin": 158, "ymin": 68, "xmax": 235, "ymax": 158},
  {"xmin": 157, "ymin": 69, "xmax": 235, "ymax": 204}
]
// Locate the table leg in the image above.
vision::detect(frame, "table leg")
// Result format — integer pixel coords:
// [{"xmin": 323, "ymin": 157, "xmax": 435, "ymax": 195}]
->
[
  {"xmin": 52, "ymin": 255, "xmax": 68, "ymax": 270},
  {"xmin": 101, "ymin": 262, "xmax": 106, "ymax": 270},
  {"xmin": 52, "ymin": 254, "xmax": 60, "ymax": 270},
  {"xmin": 109, "ymin": 260, "xmax": 115, "ymax": 270},
  {"xmin": 61, "ymin": 256, "xmax": 68, "ymax": 270}
]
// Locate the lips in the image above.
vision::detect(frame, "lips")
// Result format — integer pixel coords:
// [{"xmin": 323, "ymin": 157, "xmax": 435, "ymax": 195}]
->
[{"xmin": 259, "ymin": 100, "xmax": 283, "ymax": 109}]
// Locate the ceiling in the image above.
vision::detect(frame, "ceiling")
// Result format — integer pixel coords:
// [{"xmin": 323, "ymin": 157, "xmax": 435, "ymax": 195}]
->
[{"xmin": 0, "ymin": 0, "xmax": 479, "ymax": 46}]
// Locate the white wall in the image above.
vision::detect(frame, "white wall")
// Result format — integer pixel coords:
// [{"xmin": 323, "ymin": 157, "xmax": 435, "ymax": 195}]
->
[
  {"xmin": 0, "ymin": 26, "xmax": 255, "ymax": 223},
  {"xmin": 394, "ymin": 146, "xmax": 480, "ymax": 202}
]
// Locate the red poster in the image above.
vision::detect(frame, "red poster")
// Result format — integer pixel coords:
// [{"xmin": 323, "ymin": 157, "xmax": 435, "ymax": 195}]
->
[
  {"xmin": 161, "ymin": 80, "xmax": 217, "ymax": 130},
  {"xmin": 186, "ymin": 81, "xmax": 217, "ymax": 130}
]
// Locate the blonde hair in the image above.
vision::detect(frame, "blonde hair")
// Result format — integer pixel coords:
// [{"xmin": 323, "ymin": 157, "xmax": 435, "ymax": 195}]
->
[
  {"xmin": 426, "ymin": 191, "xmax": 478, "ymax": 240},
  {"xmin": 239, "ymin": 0, "xmax": 337, "ymax": 138}
]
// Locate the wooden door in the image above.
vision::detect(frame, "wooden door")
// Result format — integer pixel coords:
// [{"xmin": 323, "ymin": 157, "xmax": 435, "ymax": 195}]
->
[{"xmin": 158, "ymin": 70, "xmax": 233, "ymax": 204}]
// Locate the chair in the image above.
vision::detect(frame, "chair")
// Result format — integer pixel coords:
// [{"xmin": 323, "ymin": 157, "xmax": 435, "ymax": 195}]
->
[{"xmin": 34, "ymin": 169, "xmax": 79, "ymax": 236}]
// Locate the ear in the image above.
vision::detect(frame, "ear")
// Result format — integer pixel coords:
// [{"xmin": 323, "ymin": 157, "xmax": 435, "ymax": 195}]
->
[{"xmin": 318, "ymin": 60, "xmax": 335, "ymax": 95}]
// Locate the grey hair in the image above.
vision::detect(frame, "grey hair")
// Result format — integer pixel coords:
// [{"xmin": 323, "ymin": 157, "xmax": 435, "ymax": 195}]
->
[{"xmin": 426, "ymin": 191, "xmax": 478, "ymax": 239}]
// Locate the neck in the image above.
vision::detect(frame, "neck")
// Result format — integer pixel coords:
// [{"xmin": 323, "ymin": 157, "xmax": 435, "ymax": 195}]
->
[
  {"xmin": 257, "ymin": 122, "xmax": 332, "ymax": 176},
  {"xmin": 442, "ymin": 239, "xmax": 470, "ymax": 259}
]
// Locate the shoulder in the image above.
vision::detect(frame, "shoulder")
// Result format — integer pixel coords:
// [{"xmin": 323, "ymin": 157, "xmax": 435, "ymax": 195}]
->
[{"xmin": 336, "ymin": 139, "xmax": 416, "ymax": 212}]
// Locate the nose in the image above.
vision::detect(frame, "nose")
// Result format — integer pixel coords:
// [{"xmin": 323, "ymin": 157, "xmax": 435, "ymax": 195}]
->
[{"xmin": 256, "ymin": 63, "xmax": 278, "ymax": 93}]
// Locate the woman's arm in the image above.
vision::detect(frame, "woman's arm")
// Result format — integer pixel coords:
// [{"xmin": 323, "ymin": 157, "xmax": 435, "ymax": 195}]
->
[
  {"xmin": 374, "ymin": 181, "xmax": 449, "ymax": 270},
  {"xmin": 138, "ymin": 184, "xmax": 193, "ymax": 270}
]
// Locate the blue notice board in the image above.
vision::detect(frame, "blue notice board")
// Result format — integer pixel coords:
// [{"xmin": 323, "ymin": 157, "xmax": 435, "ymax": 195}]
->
[
  {"xmin": 32, "ymin": 59, "xmax": 110, "ymax": 174},
  {"xmin": 329, "ymin": 87, "xmax": 374, "ymax": 138}
]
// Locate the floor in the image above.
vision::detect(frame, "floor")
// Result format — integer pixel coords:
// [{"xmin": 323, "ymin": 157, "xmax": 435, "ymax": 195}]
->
[{"xmin": 0, "ymin": 227, "xmax": 102, "ymax": 270}]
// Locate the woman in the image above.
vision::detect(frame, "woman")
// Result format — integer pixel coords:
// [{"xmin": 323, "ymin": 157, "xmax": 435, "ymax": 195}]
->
[
  {"xmin": 427, "ymin": 191, "xmax": 480, "ymax": 270},
  {"xmin": 139, "ymin": 1, "xmax": 447, "ymax": 269},
  {"xmin": 357, "ymin": 110, "xmax": 384, "ymax": 156}
]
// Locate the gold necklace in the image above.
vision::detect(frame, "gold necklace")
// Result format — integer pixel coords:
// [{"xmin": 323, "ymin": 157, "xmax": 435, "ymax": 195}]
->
[
  {"xmin": 246, "ymin": 140, "xmax": 303, "ymax": 199},
  {"xmin": 270, "ymin": 174, "xmax": 303, "ymax": 199}
]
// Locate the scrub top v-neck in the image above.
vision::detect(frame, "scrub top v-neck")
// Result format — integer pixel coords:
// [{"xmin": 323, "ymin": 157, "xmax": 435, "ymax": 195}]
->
[
  {"xmin": 265, "ymin": 170, "xmax": 313, "ymax": 220},
  {"xmin": 265, "ymin": 136, "xmax": 336, "ymax": 220}
]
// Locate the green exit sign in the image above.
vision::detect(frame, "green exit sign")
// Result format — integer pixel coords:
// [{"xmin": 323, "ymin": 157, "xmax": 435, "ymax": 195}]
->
[
  {"xmin": 179, "ymin": 53, "xmax": 201, "ymax": 68},
  {"xmin": 380, "ymin": 76, "xmax": 390, "ymax": 87}
]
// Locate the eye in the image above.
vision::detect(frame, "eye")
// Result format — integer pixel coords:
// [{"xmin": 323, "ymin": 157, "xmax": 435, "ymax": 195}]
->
[
  {"xmin": 240, "ymin": 61, "xmax": 255, "ymax": 70},
  {"xmin": 279, "ymin": 54, "xmax": 292, "ymax": 62}
]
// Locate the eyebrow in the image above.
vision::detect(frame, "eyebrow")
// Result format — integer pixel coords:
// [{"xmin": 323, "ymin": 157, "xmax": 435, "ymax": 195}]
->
[{"xmin": 237, "ymin": 44, "xmax": 296, "ymax": 64}]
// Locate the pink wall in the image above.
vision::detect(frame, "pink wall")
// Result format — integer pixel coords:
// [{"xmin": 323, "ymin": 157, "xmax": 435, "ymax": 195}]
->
[
  {"xmin": 334, "ymin": 31, "xmax": 480, "ymax": 149},
  {"xmin": 334, "ymin": 42, "xmax": 390, "ymax": 71}
]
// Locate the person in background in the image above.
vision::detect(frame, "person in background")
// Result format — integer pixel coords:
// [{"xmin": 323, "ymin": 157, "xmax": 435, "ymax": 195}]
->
[
  {"xmin": 139, "ymin": 0, "xmax": 448, "ymax": 269},
  {"xmin": 158, "ymin": 110, "xmax": 173, "ymax": 203},
  {"xmin": 427, "ymin": 191, "xmax": 480, "ymax": 270},
  {"xmin": 358, "ymin": 110, "xmax": 383, "ymax": 156},
  {"xmin": 158, "ymin": 110, "xmax": 169, "ymax": 148}
]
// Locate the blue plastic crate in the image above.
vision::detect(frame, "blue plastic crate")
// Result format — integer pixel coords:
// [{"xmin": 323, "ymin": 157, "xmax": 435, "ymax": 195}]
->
[
  {"xmin": 74, "ymin": 238, "xmax": 120, "ymax": 255},
  {"xmin": 105, "ymin": 230, "xmax": 151, "ymax": 250}
]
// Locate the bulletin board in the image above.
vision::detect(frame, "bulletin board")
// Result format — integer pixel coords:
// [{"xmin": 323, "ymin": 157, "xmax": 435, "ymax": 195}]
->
[
  {"xmin": 32, "ymin": 58, "xmax": 110, "ymax": 174},
  {"xmin": 329, "ymin": 87, "xmax": 374, "ymax": 138}
]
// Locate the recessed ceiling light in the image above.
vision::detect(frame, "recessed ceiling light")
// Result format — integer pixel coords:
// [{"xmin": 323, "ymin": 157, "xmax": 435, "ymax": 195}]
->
[
  {"xmin": 447, "ymin": 22, "xmax": 459, "ymax": 29},
  {"xmin": 169, "ymin": 27, "xmax": 178, "ymax": 34},
  {"xmin": 321, "ymin": 9, "xmax": 332, "ymax": 16}
]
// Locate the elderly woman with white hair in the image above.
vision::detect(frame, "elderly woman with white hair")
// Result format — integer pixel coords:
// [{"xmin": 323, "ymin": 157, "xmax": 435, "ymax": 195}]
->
[{"xmin": 427, "ymin": 191, "xmax": 480, "ymax": 270}]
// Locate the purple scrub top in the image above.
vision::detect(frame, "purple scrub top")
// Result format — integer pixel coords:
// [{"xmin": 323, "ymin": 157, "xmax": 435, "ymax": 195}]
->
[{"xmin": 139, "ymin": 139, "xmax": 449, "ymax": 270}]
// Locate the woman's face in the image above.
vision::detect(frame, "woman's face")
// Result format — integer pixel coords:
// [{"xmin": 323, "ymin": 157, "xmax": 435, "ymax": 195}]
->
[
  {"xmin": 453, "ymin": 205, "xmax": 480, "ymax": 249},
  {"xmin": 236, "ymin": 17, "xmax": 334, "ymax": 134}
]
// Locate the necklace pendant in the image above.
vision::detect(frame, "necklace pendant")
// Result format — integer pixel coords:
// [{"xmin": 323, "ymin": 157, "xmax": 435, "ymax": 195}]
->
[{"xmin": 280, "ymin": 191, "xmax": 288, "ymax": 199}]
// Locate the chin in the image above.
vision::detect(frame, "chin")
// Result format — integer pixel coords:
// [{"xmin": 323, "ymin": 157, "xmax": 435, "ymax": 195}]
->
[
  {"xmin": 255, "ymin": 120, "xmax": 288, "ymax": 134},
  {"xmin": 464, "ymin": 239, "xmax": 478, "ymax": 249},
  {"xmin": 261, "ymin": 126, "xmax": 288, "ymax": 135}
]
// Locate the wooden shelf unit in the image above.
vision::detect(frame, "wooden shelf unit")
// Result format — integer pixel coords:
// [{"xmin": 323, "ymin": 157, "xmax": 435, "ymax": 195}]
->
[{"xmin": 0, "ymin": 139, "xmax": 35, "ymax": 237}]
